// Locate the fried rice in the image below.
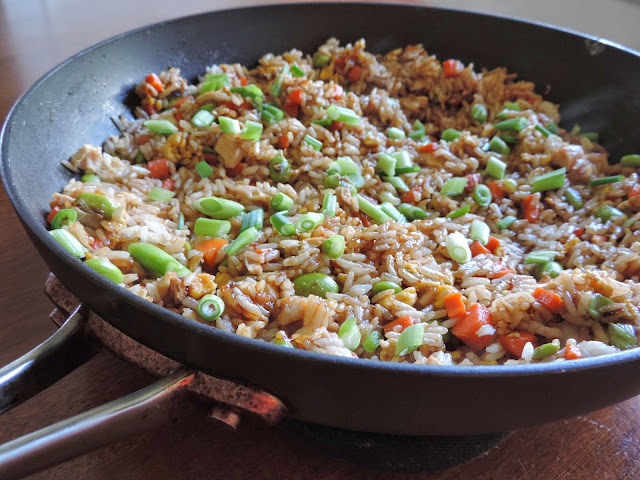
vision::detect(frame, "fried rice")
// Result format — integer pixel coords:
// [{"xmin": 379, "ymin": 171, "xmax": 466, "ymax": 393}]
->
[{"xmin": 48, "ymin": 38, "xmax": 640, "ymax": 366}]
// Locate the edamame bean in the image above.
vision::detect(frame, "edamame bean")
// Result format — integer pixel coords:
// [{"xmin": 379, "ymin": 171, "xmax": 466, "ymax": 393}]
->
[
  {"xmin": 85, "ymin": 258, "xmax": 124, "ymax": 283},
  {"xmin": 293, "ymin": 273, "xmax": 339, "ymax": 299},
  {"xmin": 76, "ymin": 192, "xmax": 118, "ymax": 219}
]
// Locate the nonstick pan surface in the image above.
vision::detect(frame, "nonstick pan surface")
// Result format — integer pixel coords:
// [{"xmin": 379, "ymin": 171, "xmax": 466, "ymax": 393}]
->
[{"xmin": 2, "ymin": 2, "xmax": 640, "ymax": 436}]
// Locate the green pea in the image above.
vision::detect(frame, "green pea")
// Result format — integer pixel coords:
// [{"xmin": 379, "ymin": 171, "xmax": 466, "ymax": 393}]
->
[
  {"xmin": 76, "ymin": 192, "xmax": 119, "ymax": 220},
  {"xmin": 588, "ymin": 293, "xmax": 614, "ymax": 319},
  {"xmin": 128, "ymin": 242, "xmax": 191, "ymax": 278},
  {"xmin": 532, "ymin": 343, "xmax": 560, "ymax": 360},
  {"xmin": 371, "ymin": 281, "xmax": 402, "ymax": 295},
  {"xmin": 534, "ymin": 261, "xmax": 563, "ymax": 280},
  {"xmin": 85, "ymin": 258, "xmax": 124, "ymax": 284},
  {"xmin": 293, "ymin": 273, "xmax": 339, "ymax": 299},
  {"xmin": 269, "ymin": 155, "xmax": 291, "ymax": 183}
]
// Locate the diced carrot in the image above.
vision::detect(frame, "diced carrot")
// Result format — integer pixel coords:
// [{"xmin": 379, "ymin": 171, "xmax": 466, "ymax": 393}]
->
[
  {"xmin": 334, "ymin": 54, "xmax": 346, "ymax": 67},
  {"xmin": 174, "ymin": 112, "xmax": 184, "ymax": 123},
  {"xmin": 147, "ymin": 159, "xmax": 171, "ymax": 179},
  {"xmin": 565, "ymin": 343, "xmax": 582, "ymax": 360},
  {"xmin": 470, "ymin": 241, "xmax": 491, "ymax": 257},
  {"xmin": 90, "ymin": 238, "xmax": 105, "ymax": 250},
  {"xmin": 444, "ymin": 292, "xmax": 466, "ymax": 318},
  {"xmin": 283, "ymin": 101, "xmax": 299, "ymax": 118},
  {"xmin": 287, "ymin": 88, "xmax": 303, "ymax": 105},
  {"xmin": 239, "ymin": 75, "xmax": 248, "ymax": 86},
  {"xmin": 532, "ymin": 287, "xmax": 565, "ymax": 314},
  {"xmin": 383, "ymin": 315, "xmax": 414, "ymax": 334},
  {"xmin": 629, "ymin": 184, "xmax": 640, "ymax": 198},
  {"xmin": 464, "ymin": 173, "xmax": 481, "ymax": 193},
  {"xmin": 490, "ymin": 267, "xmax": 513, "ymax": 280},
  {"xmin": 145, "ymin": 73, "xmax": 164, "ymax": 94},
  {"xmin": 451, "ymin": 304, "xmax": 495, "ymax": 350},
  {"xmin": 47, "ymin": 206, "xmax": 61, "ymax": 224},
  {"xmin": 171, "ymin": 96, "xmax": 191, "ymax": 109},
  {"xmin": 405, "ymin": 45, "xmax": 418, "ymax": 52},
  {"xmin": 419, "ymin": 142, "xmax": 438, "ymax": 154},
  {"xmin": 137, "ymin": 134, "xmax": 151, "ymax": 146},
  {"xmin": 331, "ymin": 85, "xmax": 344, "ymax": 99},
  {"xmin": 196, "ymin": 238, "xmax": 229, "ymax": 268},
  {"xmin": 400, "ymin": 188, "xmax": 422, "ymax": 204},
  {"xmin": 359, "ymin": 212, "xmax": 372, "ymax": 228},
  {"xmin": 499, "ymin": 331, "xmax": 538, "ymax": 357},
  {"xmin": 278, "ymin": 134, "xmax": 290, "ymax": 149},
  {"xmin": 348, "ymin": 65, "xmax": 363, "ymax": 82},
  {"xmin": 161, "ymin": 179, "xmax": 175, "ymax": 191},
  {"xmin": 203, "ymin": 153, "xmax": 219, "ymax": 163},
  {"xmin": 221, "ymin": 101, "xmax": 239, "ymax": 111},
  {"xmin": 226, "ymin": 162, "xmax": 244, "ymax": 176},
  {"xmin": 488, "ymin": 181, "xmax": 505, "ymax": 202},
  {"xmin": 573, "ymin": 228, "xmax": 584, "ymax": 238},
  {"xmin": 522, "ymin": 193, "xmax": 541, "ymax": 223},
  {"xmin": 443, "ymin": 59, "xmax": 463, "ymax": 78},
  {"xmin": 328, "ymin": 121, "xmax": 344, "ymax": 132},
  {"xmin": 485, "ymin": 236, "xmax": 500, "ymax": 254}
]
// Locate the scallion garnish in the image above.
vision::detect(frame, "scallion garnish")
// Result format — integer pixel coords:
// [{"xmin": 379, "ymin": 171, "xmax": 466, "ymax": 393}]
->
[
  {"xmin": 398, "ymin": 203, "xmax": 427, "ymax": 220},
  {"xmin": 564, "ymin": 187, "xmax": 583, "ymax": 209},
  {"xmin": 396, "ymin": 166, "xmax": 421, "ymax": 174},
  {"xmin": 194, "ymin": 218, "xmax": 231, "ymax": 237},
  {"xmin": 356, "ymin": 195, "xmax": 390, "ymax": 224},
  {"xmin": 362, "ymin": 330, "xmax": 382, "ymax": 353},
  {"xmin": 531, "ymin": 168, "xmax": 566, "ymax": 192},
  {"xmin": 596, "ymin": 205, "xmax": 624, "ymax": 221},
  {"xmin": 195, "ymin": 160, "xmax": 213, "ymax": 178},
  {"xmin": 268, "ymin": 155, "xmax": 292, "ymax": 183},
  {"xmin": 546, "ymin": 123, "xmax": 559, "ymax": 134},
  {"xmin": 621, "ymin": 154, "xmax": 640, "ymax": 168},
  {"xmin": 197, "ymin": 294, "xmax": 225, "ymax": 321},
  {"xmin": 589, "ymin": 175, "xmax": 624, "ymax": 188},
  {"xmin": 494, "ymin": 117, "xmax": 528, "ymax": 131},
  {"xmin": 290, "ymin": 64, "xmax": 305, "ymax": 77},
  {"xmin": 382, "ymin": 176, "xmax": 409, "ymax": 193},
  {"xmin": 323, "ymin": 235, "xmax": 346, "ymax": 259},
  {"xmin": 387, "ymin": 127, "xmax": 405, "ymax": 139},
  {"xmin": 270, "ymin": 64, "xmax": 290, "ymax": 98},
  {"xmin": 446, "ymin": 231, "xmax": 472, "ymax": 264},
  {"xmin": 486, "ymin": 156, "xmax": 507, "ymax": 179},
  {"xmin": 312, "ymin": 118, "xmax": 333, "ymax": 127},
  {"xmin": 496, "ymin": 216, "xmax": 516, "ymax": 230},
  {"xmin": 471, "ymin": 104, "xmax": 488, "ymax": 123},
  {"xmin": 144, "ymin": 120, "xmax": 178, "ymax": 135},
  {"xmin": 441, "ymin": 177, "xmax": 468, "ymax": 196},
  {"xmin": 271, "ymin": 192, "xmax": 294, "ymax": 212},
  {"xmin": 378, "ymin": 191, "xmax": 401, "ymax": 206},
  {"xmin": 327, "ymin": 105, "xmax": 361, "ymax": 126},
  {"xmin": 609, "ymin": 323, "xmax": 637, "ymax": 350},
  {"xmin": 225, "ymin": 226, "xmax": 259, "ymax": 256},
  {"xmin": 469, "ymin": 219, "xmax": 490, "ymax": 245},
  {"xmin": 441, "ymin": 128, "xmax": 462, "ymax": 141},
  {"xmin": 313, "ymin": 53, "xmax": 331, "ymax": 68},
  {"xmin": 218, "ymin": 116, "xmax": 241, "ymax": 134},
  {"xmin": 50, "ymin": 209, "xmax": 77, "ymax": 229},
  {"xmin": 377, "ymin": 153, "xmax": 396, "ymax": 177},
  {"xmin": 81, "ymin": 174, "xmax": 100, "ymax": 182},
  {"xmin": 503, "ymin": 102, "xmax": 521, "ymax": 111},
  {"xmin": 446, "ymin": 204, "xmax": 470, "ymax": 219},
  {"xmin": 473, "ymin": 184, "xmax": 492, "ymax": 207},
  {"xmin": 191, "ymin": 109, "xmax": 215, "ymax": 128},
  {"xmin": 270, "ymin": 213, "xmax": 296, "ymax": 236},
  {"xmin": 147, "ymin": 187, "xmax": 175, "ymax": 202},
  {"xmin": 240, "ymin": 208, "xmax": 264, "ymax": 233},
  {"xmin": 396, "ymin": 323, "xmax": 425, "ymax": 356},
  {"xmin": 304, "ymin": 134, "xmax": 323, "ymax": 151},
  {"xmin": 194, "ymin": 196, "xmax": 244, "ymax": 219},
  {"xmin": 380, "ymin": 202, "xmax": 406, "ymax": 222},
  {"xmin": 489, "ymin": 136, "xmax": 510, "ymax": 155},
  {"xmin": 177, "ymin": 212, "xmax": 185, "ymax": 230},
  {"xmin": 322, "ymin": 193, "xmax": 337, "ymax": 217},
  {"xmin": 49, "ymin": 229, "xmax": 87, "ymax": 258},
  {"xmin": 297, "ymin": 212, "xmax": 325, "ymax": 232},
  {"xmin": 261, "ymin": 104, "xmax": 285, "ymax": 124},
  {"xmin": 339, "ymin": 317, "xmax": 361, "ymax": 351},
  {"xmin": 408, "ymin": 119, "xmax": 425, "ymax": 140},
  {"xmin": 201, "ymin": 73, "xmax": 229, "ymax": 92},
  {"xmin": 242, "ymin": 120, "xmax": 263, "ymax": 141},
  {"xmin": 534, "ymin": 124, "xmax": 551, "ymax": 137},
  {"xmin": 524, "ymin": 250, "xmax": 558, "ymax": 265},
  {"xmin": 588, "ymin": 294, "xmax": 614, "ymax": 319}
]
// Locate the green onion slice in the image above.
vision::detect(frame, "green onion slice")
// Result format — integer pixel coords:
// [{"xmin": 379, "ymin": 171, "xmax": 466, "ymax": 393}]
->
[
  {"xmin": 387, "ymin": 127, "xmax": 405, "ymax": 139},
  {"xmin": 596, "ymin": 205, "xmax": 624, "ymax": 221},
  {"xmin": 534, "ymin": 124, "xmax": 551, "ymax": 137},
  {"xmin": 270, "ymin": 213, "xmax": 296, "ymax": 236},
  {"xmin": 382, "ymin": 176, "xmax": 409, "ymax": 193},
  {"xmin": 194, "ymin": 196, "xmax": 245, "ymax": 219},
  {"xmin": 532, "ymin": 343, "xmax": 560, "ymax": 360},
  {"xmin": 531, "ymin": 168, "xmax": 566, "ymax": 192},
  {"xmin": 588, "ymin": 293, "xmax": 614, "ymax": 319},
  {"xmin": 395, "ymin": 323, "xmax": 425, "ymax": 356},
  {"xmin": 327, "ymin": 105, "xmax": 361, "ymax": 126},
  {"xmin": 144, "ymin": 120, "xmax": 178, "ymax": 135},
  {"xmin": 242, "ymin": 120, "xmax": 263, "ymax": 141},
  {"xmin": 323, "ymin": 235, "xmax": 346, "ymax": 259},
  {"xmin": 218, "ymin": 116, "xmax": 241, "ymax": 134},
  {"xmin": 564, "ymin": 187, "xmax": 584, "ymax": 209},
  {"xmin": 441, "ymin": 177, "xmax": 468, "ymax": 196},
  {"xmin": 469, "ymin": 219, "xmax": 490, "ymax": 245},
  {"xmin": 191, "ymin": 109, "xmax": 215, "ymax": 128},
  {"xmin": 193, "ymin": 218, "xmax": 231, "ymax": 237},
  {"xmin": 471, "ymin": 104, "xmax": 488, "ymax": 123},
  {"xmin": 195, "ymin": 160, "xmax": 213, "ymax": 178},
  {"xmin": 269, "ymin": 155, "xmax": 292, "ymax": 183},
  {"xmin": 147, "ymin": 187, "xmax": 176, "ymax": 202},
  {"xmin": 290, "ymin": 64, "xmax": 305, "ymax": 77},
  {"xmin": 362, "ymin": 330, "xmax": 382, "ymax": 353},
  {"xmin": 486, "ymin": 156, "xmax": 507, "ymax": 180},
  {"xmin": 339, "ymin": 317, "xmax": 362, "ymax": 351},
  {"xmin": 377, "ymin": 153, "xmax": 396, "ymax": 177},
  {"xmin": 51, "ymin": 209, "xmax": 77, "ymax": 229},
  {"xmin": 524, "ymin": 250, "xmax": 558, "ymax": 265},
  {"xmin": 494, "ymin": 117, "xmax": 528, "ymax": 132},
  {"xmin": 398, "ymin": 203, "xmax": 427, "ymax": 220},
  {"xmin": 304, "ymin": 134, "xmax": 323, "ymax": 151},
  {"xmin": 356, "ymin": 195, "xmax": 390, "ymax": 224},
  {"xmin": 240, "ymin": 208, "xmax": 264, "ymax": 233},
  {"xmin": 322, "ymin": 193, "xmax": 337, "ymax": 217},
  {"xmin": 225, "ymin": 226, "xmax": 259, "ymax": 256},
  {"xmin": 621, "ymin": 154, "xmax": 640, "ymax": 168},
  {"xmin": 49, "ymin": 229, "xmax": 87, "ymax": 258},
  {"xmin": 489, "ymin": 136, "xmax": 510, "ymax": 155},
  {"xmin": 270, "ymin": 64, "xmax": 290, "ymax": 98},
  {"xmin": 446, "ymin": 231, "xmax": 471, "ymax": 264},
  {"xmin": 81, "ymin": 174, "xmax": 100, "ymax": 182},
  {"xmin": 609, "ymin": 323, "xmax": 637, "ymax": 350},
  {"xmin": 496, "ymin": 216, "xmax": 516, "ymax": 230},
  {"xmin": 380, "ymin": 202, "xmax": 406, "ymax": 222},
  {"xmin": 473, "ymin": 184, "xmax": 492, "ymax": 207},
  {"xmin": 197, "ymin": 294, "xmax": 225, "ymax": 321},
  {"xmin": 441, "ymin": 128, "xmax": 462, "ymax": 141},
  {"xmin": 177, "ymin": 212, "xmax": 185, "ymax": 230},
  {"xmin": 589, "ymin": 175, "xmax": 624, "ymax": 188},
  {"xmin": 446, "ymin": 205, "xmax": 471, "ymax": 219},
  {"xmin": 84, "ymin": 258, "xmax": 124, "ymax": 284},
  {"xmin": 271, "ymin": 192, "xmax": 294, "ymax": 212},
  {"xmin": 296, "ymin": 212, "xmax": 324, "ymax": 232}
]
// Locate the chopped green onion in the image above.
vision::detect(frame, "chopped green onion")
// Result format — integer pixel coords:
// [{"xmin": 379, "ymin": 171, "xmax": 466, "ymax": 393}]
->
[
  {"xmin": 500, "ymin": 134, "xmax": 518, "ymax": 144},
  {"xmin": 382, "ymin": 176, "xmax": 409, "ymax": 193},
  {"xmin": 531, "ymin": 168, "xmax": 566, "ymax": 192},
  {"xmin": 582, "ymin": 132, "xmax": 599, "ymax": 142},
  {"xmin": 470, "ymin": 220, "xmax": 490, "ymax": 245},
  {"xmin": 194, "ymin": 196, "xmax": 244, "ymax": 219},
  {"xmin": 398, "ymin": 203, "xmax": 427, "ymax": 220},
  {"xmin": 524, "ymin": 250, "xmax": 558, "ymax": 265},
  {"xmin": 362, "ymin": 330, "xmax": 382, "ymax": 353},
  {"xmin": 51, "ymin": 209, "xmax": 77, "ymax": 229},
  {"xmin": 201, "ymin": 73, "xmax": 229, "ymax": 92},
  {"xmin": 323, "ymin": 174, "xmax": 339, "ymax": 189},
  {"xmin": 589, "ymin": 175, "xmax": 624, "ymax": 188},
  {"xmin": 290, "ymin": 64, "xmax": 305, "ymax": 77},
  {"xmin": 377, "ymin": 153, "xmax": 396, "ymax": 177},
  {"xmin": 408, "ymin": 120, "xmax": 425, "ymax": 140},
  {"xmin": 596, "ymin": 205, "xmax": 624, "ymax": 221},
  {"xmin": 441, "ymin": 128, "xmax": 462, "ymax": 141},
  {"xmin": 203, "ymin": 146, "xmax": 216, "ymax": 154},
  {"xmin": 76, "ymin": 192, "xmax": 119, "ymax": 220},
  {"xmin": 304, "ymin": 134, "xmax": 323, "ymax": 151},
  {"xmin": 268, "ymin": 155, "xmax": 292, "ymax": 183},
  {"xmin": 49, "ymin": 229, "xmax": 87, "ymax": 258},
  {"xmin": 195, "ymin": 160, "xmax": 213, "ymax": 178},
  {"xmin": 380, "ymin": 202, "xmax": 406, "ymax": 222},
  {"xmin": 395, "ymin": 323, "xmax": 425, "ymax": 356},
  {"xmin": 81, "ymin": 174, "xmax": 100, "ymax": 182},
  {"xmin": 372, "ymin": 281, "xmax": 402, "ymax": 295},
  {"xmin": 270, "ymin": 213, "xmax": 296, "ymax": 236},
  {"xmin": 293, "ymin": 273, "xmax": 339, "ymax": 298},
  {"xmin": 128, "ymin": 242, "xmax": 190, "ymax": 278},
  {"xmin": 144, "ymin": 120, "xmax": 178, "ymax": 135},
  {"xmin": 564, "ymin": 187, "xmax": 583, "ymax": 209},
  {"xmin": 446, "ymin": 232, "xmax": 472, "ymax": 264},
  {"xmin": 270, "ymin": 192, "xmax": 294, "ymax": 212},
  {"xmin": 323, "ymin": 235, "xmax": 346, "ymax": 259},
  {"xmin": 147, "ymin": 187, "xmax": 175, "ymax": 202},
  {"xmin": 609, "ymin": 323, "xmax": 637, "ymax": 350},
  {"xmin": 270, "ymin": 64, "xmax": 290, "ymax": 98},
  {"xmin": 84, "ymin": 258, "xmax": 124, "ymax": 284},
  {"xmin": 486, "ymin": 156, "xmax": 507, "ymax": 180},
  {"xmin": 231, "ymin": 84, "xmax": 263, "ymax": 99},
  {"xmin": 194, "ymin": 218, "xmax": 231, "ymax": 237},
  {"xmin": 534, "ymin": 261, "xmax": 563, "ymax": 280},
  {"xmin": 199, "ymin": 103, "xmax": 215, "ymax": 112},
  {"xmin": 322, "ymin": 193, "xmax": 337, "ymax": 217},
  {"xmin": 345, "ymin": 174, "xmax": 365, "ymax": 189},
  {"xmin": 534, "ymin": 124, "xmax": 551, "ymax": 137},
  {"xmin": 240, "ymin": 208, "xmax": 264, "ymax": 233},
  {"xmin": 312, "ymin": 118, "xmax": 333, "ymax": 127},
  {"xmin": 339, "ymin": 317, "xmax": 361, "ymax": 351},
  {"xmin": 191, "ymin": 109, "xmax": 215, "ymax": 128},
  {"xmin": 502, "ymin": 178, "xmax": 518, "ymax": 193},
  {"xmin": 177, "ymin": 212, "xmax": 185, "ymax": 230},
  {"xmin": 489, "ymin": 136, "xmax": 510, "ymax": 155},
  {"xmin": 588, "ymin": 293, "xmax": 614, "ymax": 319},
  {"xmin": 496, "ymin": 215, "xmax": 516, "ymax": 230},
  {"xmin": 313, "ymin": 53, "xmax": 331, "ymax": 68},
  {"xmin": 546, "ymin": 123, "xmax": 558, "ymax": 135},
  {"xmin": 624, "ymin": 215, "xmax": 639, "ymax": 229},
  {"xmin": 329, "ymin": 156, "xmax": 361, "ymax": 176},
  {"xmin": 391, "ymin": 151, "xmax": 411, "ymax": 169},
  {"xmin": 218, "ymin": 116, "xmax": 241, "ymax": 134},
  {"xmin": 621, "ymin": 154, "xmax": 640, "ymax": 168},
  {"xmin": 378, "ymin": 191, "xmax": 401, "ymax": 206},
  {"xmin": 225, "ymin": 226, "xmax": 259, "ymax": 256},
  {"xmin": 441, "ymin": 177, "xmax": 468, "ymax": 196},
  {"xmin": 446, "ymin": 204, "xmax": 470, "ymax": 219},
  {"xmin": 471, "ymin": 104, "xmax": 488, "ymax": 123},
  {"xmin": 327, "ymin": 105, "xmax": 361, "ymax": 126},
  {"xmin": 356, "ymin": 195, "xmax": 390, "ymax": 224},
  {"xmin": 532, "ymin": 343, "xmax": 560, "ymax": 360},
  {"xmin": 197, "ymin": 294, "xmax": 225, "ymax": 321},
  {"xmin": 262, "ymin": 104, "xmax": 284, "ymax": 124},
  {"xmin": 387, "ymin": 127, "xmax": 405, "ymax": 139},
  {"xmin": 242, "ymin": 120, "xmax": 263, "ymax": 141},
  {"xmin": 503, "ymin": 102, "xmax": 521, "ymax": 111},
  {"xmin": 297, "ymin": 212, "xmax": 324, "ymax": 232},
  {"xmin": 395, "ymin": 166, "xmax": 421, "ymax": 174},
  {"xmin": 494, "ymin": 117, "xmax": 528, "ymax": 132}
]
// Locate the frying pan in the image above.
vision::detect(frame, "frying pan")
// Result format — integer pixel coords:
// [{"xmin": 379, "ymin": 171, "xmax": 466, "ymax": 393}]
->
[{"xmin": 2, "ymin": 0, "xmax": 640, "ymax": 471}]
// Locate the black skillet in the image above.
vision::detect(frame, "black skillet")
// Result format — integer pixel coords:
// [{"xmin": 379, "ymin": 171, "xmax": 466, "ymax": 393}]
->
[{"xmin": 2, "ymin": 0, "xmax": 640, "ymax": 472}]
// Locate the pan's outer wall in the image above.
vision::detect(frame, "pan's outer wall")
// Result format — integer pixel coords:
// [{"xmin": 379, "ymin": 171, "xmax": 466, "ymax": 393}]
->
[{"xmin": 3, "ymin": 3, "xmax": 640, "ymax": 435}]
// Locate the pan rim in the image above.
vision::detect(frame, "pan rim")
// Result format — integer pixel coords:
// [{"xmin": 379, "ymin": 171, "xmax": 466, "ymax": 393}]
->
[{"xmin": 2, "ymin": 1, "xmax": 640, "ymax": 380}]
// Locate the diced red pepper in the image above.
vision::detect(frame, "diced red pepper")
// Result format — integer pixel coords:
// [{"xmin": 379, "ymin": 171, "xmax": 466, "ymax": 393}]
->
[
  {"xmin": 348, "ymin": 65, "xmax": 363, "ymax": 82},
  {"xmin": 239, "ymin": 75, "xmax": 248, "ymax": 86},
  {"xmin": 400, "ymin": 188, "xmax": 422, "ymax": 204},
  {"xmin": 488, "ymin": 181, "xmax": 505, "ymax": 202},
  {"xmin": 419, "ymin": 142, "xmax": 438, "ymax": 154},
  {"xmin": 565, "ymin": 343, "xmax": 582, "ymax": 360},
  {"xmin": 47, "ymin": 206, "xmax": 61, "ymax": 224},
  {"xmin": 283, "ymin": 101, "xmax": 299, "ymax": 118},
  {"xmin": 287, "ymin": 89, "xmax": 303, "ymax": 105},
  {"xmin": 171, "ymin": 96, "xmax": 192, "ymax": 110},
  {"xmin": 443, "ymin": 59, "xmax": 463, "ymax": 78},
  {"xmin": 90, "ymin": 238, "xmax": 105, "ymax": 250},
  {"xmin": 573, "ymin": 228, "xmax": 584, "ymax": 238},
  {"xmin": 278, "ymin": 134, "xmax": 290, "ymax": 149},
  {"xmin": 328, "ymin": 121, "xmax": 344, "ymax": 132},
  {"xmin": 532, "ymin": 287, "xmax": 565, "ymax": 314},
  {"xmin": 383, "ymin": 315, "xmax": 413, "ymax": 334},
  {"xmin": 629, "ymin": 184, "xmax": 640, "ymax": 198},
  {"xmin": 162, "ymin": 179, "xmax": 175, "ymax": 191},
  {"xmin": 451, "ymin": 304, "xmax": 495, "ymax": 351},
  {"xmin": 147, "ymin": 159, "xmax": 171, "ymax": 179},
  {"xmin": 359, "ymin": 212, "xmax": 372, "ymax": 228},
  {"xmin": 490, "ymin": 267, "xmax": 513, "ymax": 280},
  {"xmin": 203, "ymin": 153, "xmax": 219, "ymax": 163},
  {"xmin": 226, "ymin": 162, "xmax": 244, "ymax": 176}
]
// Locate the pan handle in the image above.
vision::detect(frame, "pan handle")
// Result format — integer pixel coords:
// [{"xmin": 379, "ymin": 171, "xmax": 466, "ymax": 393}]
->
[
  {"xmin": 0, "ymin": 368, "xmax": 206, "ymax": 480},
  {"xmin": 0, "ymin": 304, "xmax": 96, "ymax": 414}
]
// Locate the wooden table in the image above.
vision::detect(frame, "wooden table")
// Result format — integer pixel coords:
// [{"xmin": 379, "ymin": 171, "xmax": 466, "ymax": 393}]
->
[{"xmin": 1, "ymin": 1, "xmax": 639, "ymax": 478}]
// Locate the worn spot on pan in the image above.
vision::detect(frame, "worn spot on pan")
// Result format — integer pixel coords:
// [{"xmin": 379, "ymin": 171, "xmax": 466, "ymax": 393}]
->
[{"xmin": 585, "ymin": 39, "xmax": 607, "ymax": 56}]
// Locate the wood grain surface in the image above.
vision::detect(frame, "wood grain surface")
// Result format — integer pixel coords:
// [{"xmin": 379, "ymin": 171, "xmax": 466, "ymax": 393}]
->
[{"xmin": 1, "ymin": 1, "xmax": 639, "ymax": 479}]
